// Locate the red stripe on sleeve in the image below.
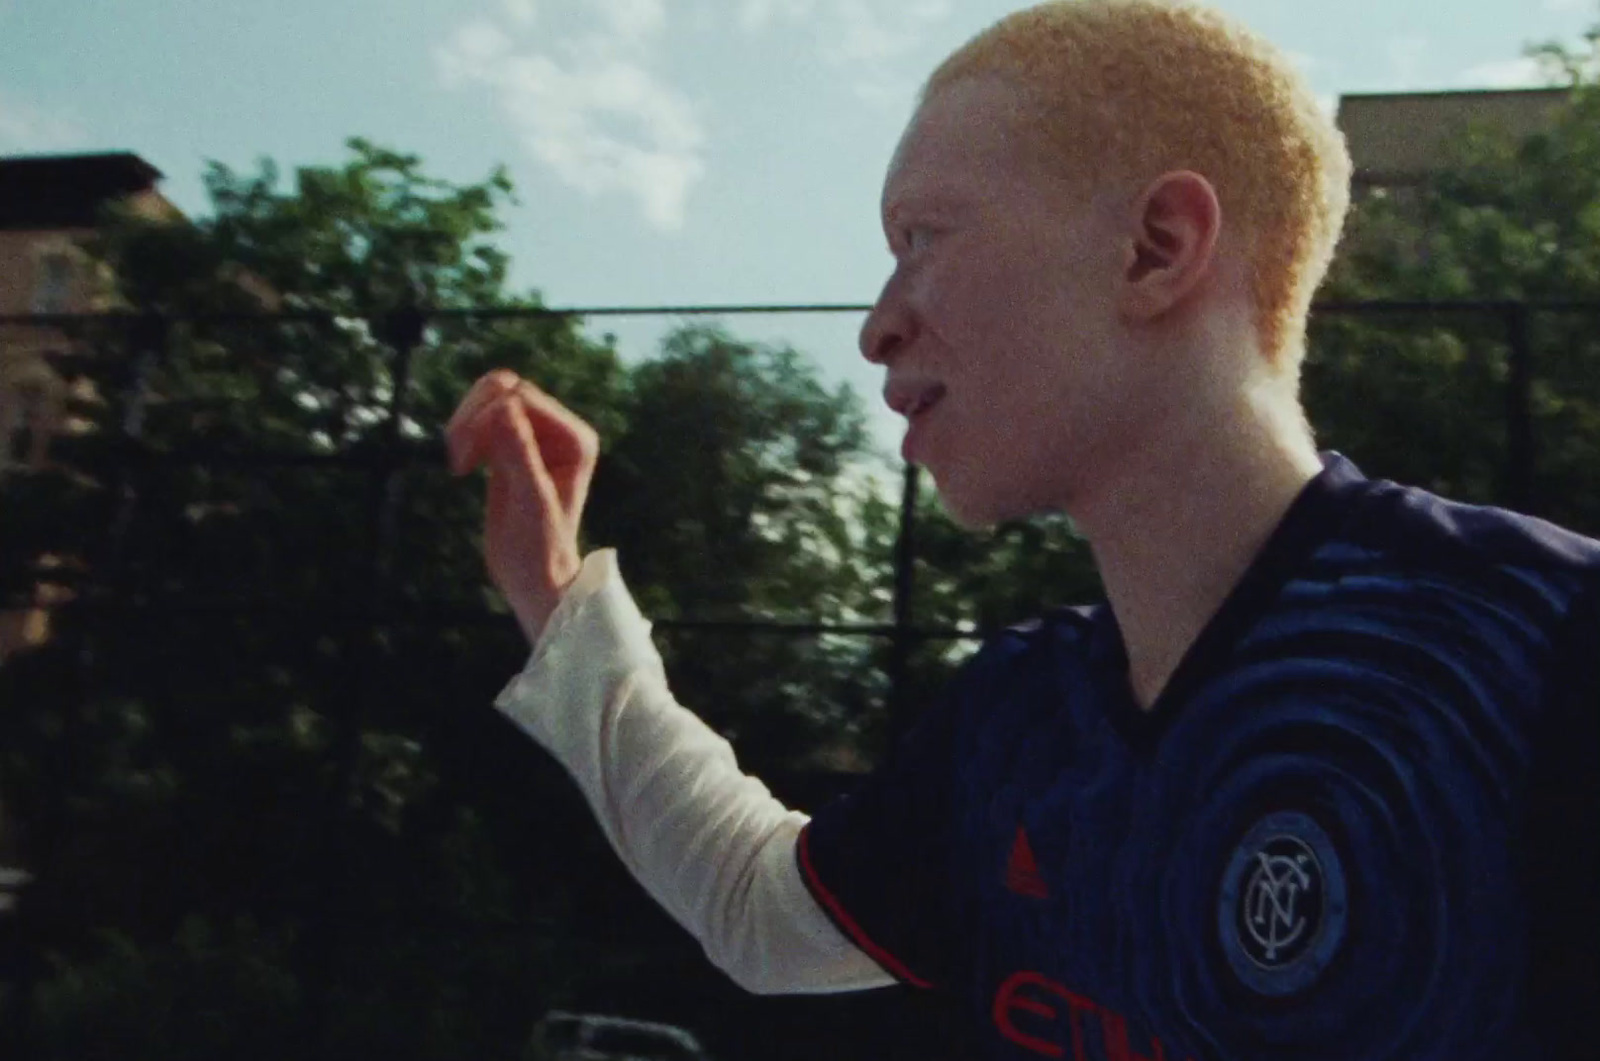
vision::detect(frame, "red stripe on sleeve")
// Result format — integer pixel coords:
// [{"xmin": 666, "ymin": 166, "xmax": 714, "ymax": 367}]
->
[{"xmin": 796, "ymin": 823, "xmax": 934, "ymax": 990}]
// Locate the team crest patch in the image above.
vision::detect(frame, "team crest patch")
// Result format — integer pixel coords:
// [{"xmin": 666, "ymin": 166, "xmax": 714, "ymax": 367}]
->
[{"xmin": 1217, "ymin": 810, "xmax": 1348, "ymax": 997}]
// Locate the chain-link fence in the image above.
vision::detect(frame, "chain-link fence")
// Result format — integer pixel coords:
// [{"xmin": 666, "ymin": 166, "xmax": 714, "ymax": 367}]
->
[{"xmin": 2, "ymin": 298, "xmax": 1598, "ymax": 1058}]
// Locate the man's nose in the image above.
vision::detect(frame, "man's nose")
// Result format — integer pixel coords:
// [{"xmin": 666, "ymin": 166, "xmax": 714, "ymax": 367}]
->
[{"xmin": 859, "ymin": 273, "xmax": 913, "ymax": 365}]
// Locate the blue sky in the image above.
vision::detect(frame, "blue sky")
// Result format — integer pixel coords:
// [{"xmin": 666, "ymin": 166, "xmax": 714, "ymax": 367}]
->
[{"xmin": 3, "ymin": 0, "xmax": 1597, "ymax": 468}]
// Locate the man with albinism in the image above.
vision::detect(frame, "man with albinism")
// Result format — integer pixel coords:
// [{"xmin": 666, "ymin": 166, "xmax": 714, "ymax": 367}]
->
[{"xmin": 444, "ymin": 2, "xmax": 1598, "ymax": 1057}]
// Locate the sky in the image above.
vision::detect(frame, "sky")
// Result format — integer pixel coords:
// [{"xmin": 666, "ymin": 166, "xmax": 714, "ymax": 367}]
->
[{"xmin": 3, "ymin": 0, "xmax": 1597, "ymax": 472}]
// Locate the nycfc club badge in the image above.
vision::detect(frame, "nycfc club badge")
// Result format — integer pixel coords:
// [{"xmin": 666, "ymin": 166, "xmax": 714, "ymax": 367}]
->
[{"xmin": 1217, "ymin": 810, "xmax": 1348, "ymax": 997}]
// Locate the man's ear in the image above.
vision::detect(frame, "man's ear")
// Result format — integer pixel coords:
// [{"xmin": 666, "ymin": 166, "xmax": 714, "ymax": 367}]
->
[{"xmin": 1118, "ymin": 170, "xmax": 1222, "ymax": 321}]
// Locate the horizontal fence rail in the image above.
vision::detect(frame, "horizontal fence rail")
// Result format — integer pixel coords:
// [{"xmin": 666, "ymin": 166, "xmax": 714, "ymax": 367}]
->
[{"xmin": 5, "ymin": 297, "xmax": 1598, "ymax": 657}]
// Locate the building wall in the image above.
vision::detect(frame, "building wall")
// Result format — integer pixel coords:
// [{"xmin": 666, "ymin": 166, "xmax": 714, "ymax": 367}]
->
[
  {"xmin": 1337, "ymin": 88, "xmax": 1571, "ymax": 189},
  {"xmin": 0, "ymin": 228, "xmax": 96, "ymax": 663},
  {"xmin": 1328, "ymin": 88, "xmax": 1575, "ymax": 280},
  {"xmin": 1, "ymin": 188, "xmax": 176, "ymax": 458},
  {"xmin": 0, "ymin": 187, "xmax": 176, "ymax": 663},
  {"xmin": 0, "ymin": 227, "xmax": 104, "ymax": 473}
]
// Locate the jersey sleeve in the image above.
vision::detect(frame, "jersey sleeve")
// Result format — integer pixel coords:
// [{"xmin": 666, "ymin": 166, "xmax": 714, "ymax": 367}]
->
[{"xmin": 794, "ymin": 663, "xmax": 974, "ymax": 993}]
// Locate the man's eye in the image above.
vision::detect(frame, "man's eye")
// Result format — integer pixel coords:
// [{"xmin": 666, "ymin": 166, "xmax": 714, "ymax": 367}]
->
[{"xmin": 906, "ymin": 227, "xmax": 932, "ymax": 252}]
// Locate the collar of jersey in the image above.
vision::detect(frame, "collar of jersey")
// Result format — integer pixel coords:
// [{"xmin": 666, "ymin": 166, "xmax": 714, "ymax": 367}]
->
[{"xmin": 1088, "ymin": 450, "xmax": 1373, "ymax": 754}]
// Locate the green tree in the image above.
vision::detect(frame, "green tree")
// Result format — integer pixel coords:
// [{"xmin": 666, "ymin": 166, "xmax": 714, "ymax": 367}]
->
[
  {"xmin": 1311, "ymin": 22, "xmax": 1600, "ymax": 532},
  {"xmin": 585, "ymin": 324, "xmax": 895, "ymax": 772},
  {"xmin": 0, "ymin": 138, "xmax": 899, "ymax": 1060}
]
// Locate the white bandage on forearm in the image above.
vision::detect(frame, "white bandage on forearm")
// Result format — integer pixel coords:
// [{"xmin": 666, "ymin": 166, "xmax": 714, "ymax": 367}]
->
[{"xmin": 492, "ymin": 548, "xmax": 894, "ymax": 995}]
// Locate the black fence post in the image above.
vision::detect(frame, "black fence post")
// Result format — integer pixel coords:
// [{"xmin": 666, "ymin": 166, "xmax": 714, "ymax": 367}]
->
[
  {"xmin": 297, "ymin": 302, "xmax": 427, "ymax": 1053},
  {"xmin": 1504, "ymin": 302, "xmax": 1535, "ymax": 514},
  {"xmin": 345, "ymin": 302, "xmax": 426, "ymax": 773},
  {"xmin": 346, "ymin": 302, "xmax": 426, "ymax": 775},
  {"xmin": 886, "ymin": 462, "xmax": 920, "ymax": 744},
  {"xmin": 96, "ymin": 314, "xmax": 167, "ymax": 640},
  {"xmin": 72, "ymin": 312, "xmax": 167, "ymax": 678}
]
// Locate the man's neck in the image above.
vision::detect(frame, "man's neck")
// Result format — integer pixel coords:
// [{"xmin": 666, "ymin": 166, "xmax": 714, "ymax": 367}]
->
[{"xmin": 1072, "ymin": 386, "xmax": 1323, "ymax": 712}]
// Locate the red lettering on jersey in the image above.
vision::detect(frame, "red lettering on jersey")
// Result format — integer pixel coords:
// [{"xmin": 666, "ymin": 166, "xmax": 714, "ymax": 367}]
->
[
  {"xmin": 1006, "ymin": 826, "xmax": 1051, "ymax": 899},
  {"xmin": 1102, "ymin": 1008, "xmax": 1166, "ymax": 1061},
  {"xmin": 994, "ymin": 971, "xmax": 1068, "ymax": 1058},
  {"xmin": 1061, "ymin": 988, "xmax": 1099, "ymax": 1061},
  {"xmin": 992, "ymin": 970, "xmax": 1186, "ymax": 1061}
]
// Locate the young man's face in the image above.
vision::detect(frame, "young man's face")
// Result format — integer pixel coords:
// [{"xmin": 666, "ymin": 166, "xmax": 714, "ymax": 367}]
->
[{"xmin": 861, "ymin": 75, "xmax": 1143, "ymax": 528}]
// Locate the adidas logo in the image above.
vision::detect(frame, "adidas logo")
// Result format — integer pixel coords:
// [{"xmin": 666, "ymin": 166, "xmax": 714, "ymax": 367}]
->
[{"xmin": 1005, "ymin": 825, "xmax": 1049, "ymax": 900}]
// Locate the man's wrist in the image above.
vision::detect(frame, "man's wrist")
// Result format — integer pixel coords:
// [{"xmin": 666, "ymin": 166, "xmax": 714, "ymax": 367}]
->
[
  {"xmin": 512, "ymin": 599, "xmax": 555, "ymax": 648},
  {"xmin": 510, "ymin": 558, "xmax": 585, "ymax": 648}
]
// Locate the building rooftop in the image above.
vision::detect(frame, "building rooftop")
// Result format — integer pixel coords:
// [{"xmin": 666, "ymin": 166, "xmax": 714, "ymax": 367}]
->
[
  {"xmin": 0, "ymin": 151, "xmax": 166, "ymax": 231},
  {"xmin": 1336, "ymin": 87, "xmax": 1572, "ymax": 187}
]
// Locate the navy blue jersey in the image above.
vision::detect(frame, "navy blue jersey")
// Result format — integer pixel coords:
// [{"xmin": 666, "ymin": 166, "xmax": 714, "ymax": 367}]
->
[{"xmin": 798, "ymin": 453, "xmax": 1600, "ymax": 1060}]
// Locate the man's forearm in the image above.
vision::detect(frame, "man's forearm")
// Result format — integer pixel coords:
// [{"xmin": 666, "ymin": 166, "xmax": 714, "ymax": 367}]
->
[{"xmin": 492, "ymin": 548, "xmax": 894, "ymax": 994}]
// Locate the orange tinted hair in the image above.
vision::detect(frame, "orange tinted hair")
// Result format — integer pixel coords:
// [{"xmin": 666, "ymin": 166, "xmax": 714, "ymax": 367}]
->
[{"xmin": 924, "ymin": 0, "xmax": 1352, "ymax": 368}]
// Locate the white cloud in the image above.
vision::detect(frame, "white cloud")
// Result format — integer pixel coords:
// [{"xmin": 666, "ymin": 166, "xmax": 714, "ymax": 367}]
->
[
  {"xmin": 0, "ymin": 93, "xmax": 88, "ymax": 153},
  {"xmin": 437, "ymin": 0, "xmax": 957, "ymax": 224},
  {"xmin": 1455, "ymin": 56, "xmax": 1556, "ymax": 89},
  {"xmin": 825, "ymin": 0, "xmax": 913, "ymax": 63},
  {"xmin": 737, "ymin": 0, "xmax": 814, "ymax": 32},
  {"xmin": 436, "ymin": 3, "xmax": 704, "ymax": 232},
  {"xmin": 436, "ymin": 18, "xmax": 514, "ymax": 87},
  {"xmin": 503, "ymin": 0, "xmax": 537, "ymax": 28},
  {"xmin": 906, "ymin": 0, "xmax": 952, "ymax": 23},
  {"xmin": 591, "ymin": 0, "xmax": 666, "ymax": 45},
  {"xmin": 737, "ymin": 0, "xmax": 953, "ymax": 110},
  {"xmin": 495, "ymin": 52, "xmax": 703, "ymax": 229}
]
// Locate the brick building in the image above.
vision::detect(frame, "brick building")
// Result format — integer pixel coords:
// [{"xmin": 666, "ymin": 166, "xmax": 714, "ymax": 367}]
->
[
  {"xmin": 0, "ymin": 152, "xmax": 180, "ymax": 663},
  {"xmin": 1336, "ymin": 87, "xmax": 1571, "ymax": 194}
]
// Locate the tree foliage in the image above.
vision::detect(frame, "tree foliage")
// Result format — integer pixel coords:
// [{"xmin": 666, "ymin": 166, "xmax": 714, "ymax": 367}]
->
[
  {"xmin": 1311, "ymin": 24, "xmax": 1600, "ymax": 531},
  {"xmin": 0, "ymin": 138, "xmax": 952, "ymax": 1060}
]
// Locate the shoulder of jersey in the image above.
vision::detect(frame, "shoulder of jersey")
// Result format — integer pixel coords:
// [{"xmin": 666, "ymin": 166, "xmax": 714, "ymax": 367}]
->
[{"xmin": 1355, "ymin": 475, "xmax": 1600, "ymax": 578}]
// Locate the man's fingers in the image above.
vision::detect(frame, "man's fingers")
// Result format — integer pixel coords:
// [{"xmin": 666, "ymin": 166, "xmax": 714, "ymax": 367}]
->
[
  {"xmin": 453, "ymin": 383, "xmax": 592, "ymax": 476},
  {"xmin": 487, "ymin": 398, "xmax": 561, "ymax": 513},
  {"xmin": 516, "ymin": 382, "xmax": 600, "ymax": 465},
  {"xmin": 446, "ymin": 374, "xmax": 599, "ymax": 506},
  {"xmin": 447, "ymin": 370, "xmax": 518, "ymax": 434},
  {"xmin": 449, "ymin": 399, "xmax": 494, "ymax": 476},
  {"xmin": 446, "ymin": 371, "xmax": 520, "ymax": 472},
  {"xmin": 513, "ymin": 382, "xmax": 601, "ymax": 514},
  {"xmin": 449, "ymin": 378, "xmax": 528, "ymax": 476}
]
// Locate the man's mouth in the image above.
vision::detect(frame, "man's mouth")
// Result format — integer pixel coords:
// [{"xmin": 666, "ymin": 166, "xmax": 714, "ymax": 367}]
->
[{"xmin": 908, "ymin": 385, "xmax": 946, "ymax": 419}]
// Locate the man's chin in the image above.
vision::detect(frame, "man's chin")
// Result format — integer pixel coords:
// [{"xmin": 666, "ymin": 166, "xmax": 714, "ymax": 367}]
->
[
  {"xmin": 938, "ymin": 476, "xmax": 1064, "ymax": 531},
  {"xmin": 934, "ymin": 477, "xmax": 1008, "ymax": 532}
]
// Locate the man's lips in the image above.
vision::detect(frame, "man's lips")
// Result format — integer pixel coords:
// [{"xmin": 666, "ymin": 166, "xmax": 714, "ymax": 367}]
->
[
  {"xmin": 908, "ymin": 388, "xmax": 945, "ymax": 419},
  {"xmin": 899, "ymin": 385, "xmax": 944, "ymax": 463},
  {"xmin": 885, "ymin": 380, "xmax": 948, "ymax": 419}
]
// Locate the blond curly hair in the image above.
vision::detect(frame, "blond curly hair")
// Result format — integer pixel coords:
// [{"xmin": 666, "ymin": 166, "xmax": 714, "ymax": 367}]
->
[{"xmin": 924, "ymin": 0, "xmax": 1352, "ymax": 370}]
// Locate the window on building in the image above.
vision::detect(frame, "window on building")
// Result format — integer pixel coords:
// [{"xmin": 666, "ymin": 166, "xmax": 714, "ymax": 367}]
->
[
  {"xmin": 6, "ymin": 380, "xmax": 37, "ymax": 468},
  {"xmin": 3, "ymin": 378, "xmax": 57, "ymax": 472},
  {"xmin": 32, "ymin": 252, "xmax": 74, "ymax": 315}
]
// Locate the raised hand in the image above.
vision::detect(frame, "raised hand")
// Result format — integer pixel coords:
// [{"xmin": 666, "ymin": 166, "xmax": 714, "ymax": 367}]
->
[{"xmin": 444, "ymin": 369, "xmax": 601, "ymax": 646}]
